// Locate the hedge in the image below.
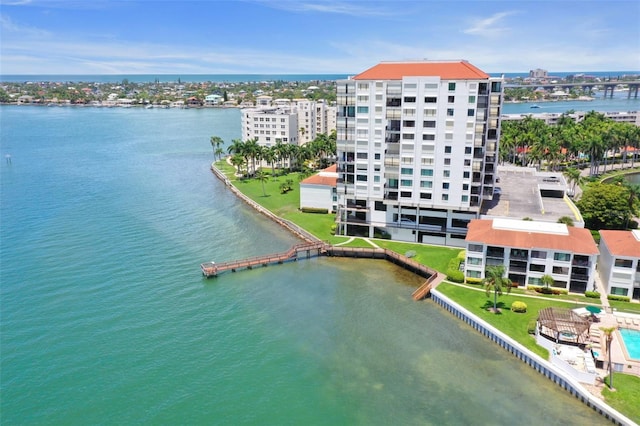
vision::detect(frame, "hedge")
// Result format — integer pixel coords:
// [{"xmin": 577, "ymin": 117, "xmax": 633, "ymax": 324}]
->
[
  {"xmin": 607, "ymin": 294, "xmax": 631, "ymax": 302},
  {"xmin": 300, "ymin": 207, "xmax": 329, "ymax": 214},
  {"xmin": 584, "ymin": 291, "xmax": 601, "ymax": 299}
]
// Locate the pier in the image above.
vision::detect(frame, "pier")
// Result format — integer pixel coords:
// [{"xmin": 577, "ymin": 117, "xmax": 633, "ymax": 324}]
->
[
  {"xmin": 201, "ymin": 243, "xmax": 441, "ymax": 300},
  {"xmin": 201, "ymin": 241, "xmax": 327, "ymax": 277}
]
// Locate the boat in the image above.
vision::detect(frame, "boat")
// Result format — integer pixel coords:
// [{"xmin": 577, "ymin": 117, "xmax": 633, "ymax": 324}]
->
[{"xmin": 530, "ymin": 104, "xmax": 541, "ymax": 109}]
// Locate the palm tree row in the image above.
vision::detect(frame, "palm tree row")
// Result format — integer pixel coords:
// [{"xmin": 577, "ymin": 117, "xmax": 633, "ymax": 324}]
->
[
  {"xmin": 215, "ymin": 130, "xmax": 337, "ymax": 177},
  {"xmin": 500, "ymin": 111, "xmax": 640, "ymax": 176}
]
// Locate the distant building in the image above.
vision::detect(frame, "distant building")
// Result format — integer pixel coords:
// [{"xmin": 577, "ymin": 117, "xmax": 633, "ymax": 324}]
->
[
  {"xmin": 335, "ymin": 60, "xmax": 503, "ymax": 246},
  {"xmin": 241, "ymin": 107, "xmax": 298, "ymax": 148},
  {"xmin": 529, "ymin": 69, "xmax": 548, "ymax": 79},
  {"xmin": 502, "ymin": 111, "xmax": 640, "ymax": 127},
  {"xmin": 598, "ymin": 230, "xmax": 640, "ymax": 300},
  {"xmin": 204, "ymin": 94, "xmax": 223, "ymax": 106},
  {"xmin": 465, "ymin": 218, "xmax": 598, "ymax": 293},
  {"xmin": 294, "ymin": 99, "xmax": 337, "ymax": 145},
  {"xmin": 299, "ymin": 164, "xmax": 338, "ymax": 213}
]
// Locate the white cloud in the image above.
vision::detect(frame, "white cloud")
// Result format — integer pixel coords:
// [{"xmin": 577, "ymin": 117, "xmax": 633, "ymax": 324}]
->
[
  {"xmin": 463, "ymin": 11, "xmax": 517, "ymax": 38},
  {"xmin": 252, "ymin": 0, "xmax": 393, "ymax": 16}
]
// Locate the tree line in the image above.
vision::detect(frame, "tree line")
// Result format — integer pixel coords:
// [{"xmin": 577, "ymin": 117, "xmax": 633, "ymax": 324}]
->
[
  {"xmin": 500, "ymin": 111, "xmax": 640, "ymax": 176},
  {"xmin": 210, "ymin": 131, "xmax": 337, "ymax": 178}
]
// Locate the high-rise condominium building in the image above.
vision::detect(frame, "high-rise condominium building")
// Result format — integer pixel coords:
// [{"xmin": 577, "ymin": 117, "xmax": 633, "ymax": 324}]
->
[{"xmin": 335, "ymin": 60, "xmax": 503, "ymax": 247}]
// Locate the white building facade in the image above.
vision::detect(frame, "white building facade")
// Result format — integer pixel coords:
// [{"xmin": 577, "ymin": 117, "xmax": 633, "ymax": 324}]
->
[
  {"xmin": 335, "ymin": 60, "xmax": 503, "ymax": 246},
  {"xmin": 598, "ymin": 230, "xmax": 640, "ymax": 300},
  {"xmin": 241, "ymin": 107, "xmax": 299, "ymax": 148},
  {"xmin": 465, "ymin": 219, "xmax": 599, "ymax": 293}
]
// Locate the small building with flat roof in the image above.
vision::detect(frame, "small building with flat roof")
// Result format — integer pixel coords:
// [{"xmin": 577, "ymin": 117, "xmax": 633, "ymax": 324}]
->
[
  {"xmin": 465, "ymin": 218, "xmax": 598, "ymax": 293},
  {"xmin": 598, "ymin": 229, "xmax": 640, "ymax": 300},
  {"xmin": 299, "ymin": 165, "xmax": 338, "ymax": 213}
]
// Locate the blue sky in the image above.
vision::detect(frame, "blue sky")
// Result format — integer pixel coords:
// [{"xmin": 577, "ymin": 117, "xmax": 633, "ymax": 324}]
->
[{"xmin": 1, "ymin": 0, "xmax": 639, "ymax": 75}]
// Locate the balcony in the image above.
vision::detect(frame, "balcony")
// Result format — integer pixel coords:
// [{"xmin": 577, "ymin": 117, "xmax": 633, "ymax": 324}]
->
[{"xmin": 487, "ymin": 247, "xmax": 504, "ymax": 259}]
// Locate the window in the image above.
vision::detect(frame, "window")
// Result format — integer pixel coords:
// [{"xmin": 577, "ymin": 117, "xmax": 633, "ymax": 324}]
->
[
  {"xmin": 465, "ymin": 147, "xmax": 472, "ymax": 154},
  {"xmin": 448, "ymin": 95, "xmax": 455, "ymax": 103},
  {"xmin": 468, "ymin": 244, "xmax": 483, "ymax": 253},
  {"xmin": 554, "ymin": 252, "xmax": 571, "ymax": 262},
  {"xmin": 443, "ymin": 170, "xmax": 450, "ymax": 178},
  {"xmin": 401, "ymin": 167, "xmax": 413, "ymax": 175},
  {"xmin": 467, "ymin": 257, "xmax": 482, "ymax": 265},
  {"xmin": 442, "ymin": 182, "xmax": 450, "ymax": 190},
  {"xmin": 373, "ymin": 176, "xmax": 380, "ymax": 183},
  {"xmin": 357, "ymin": 106, "xmax": 369, "ymax": 114},
  {"xmin": 463, "ymin": 171, "xmax": 470, "ymax": 179},
  {"xmin": 491, "ymin": 81, "xmax": 502, "ymax": 92},
  {"xmin": 531, "ymin": 250, "xmax": 547, "ymax": 259},
  {"xmin": 614, "ymin": 259, "xmax": 633, "ymax": 268},
  {"xmin": 420, "ymin": 193, "xmax": 432, "ymax": 200},
  {"xmin": 442, "ymin": 194, "xmax": 449, "ymax": 201},
  {"xmin": 552, "ymin": 266, "xmax": 569, "ymax": 275},
  {"xmin": 425, "ymin": 96, "xmax": 437, "ymax": 103},
  {"xmin": 467, "ymin": 270, "xmax": 481, "ymax": 278},
  {"xmin": 421, "ymin": 169, "xmax": 433, "ymax": 176},
  {"xmin": 404, "ymin": 96, "xmax": 416, "ymax": 103},
  {"xmin": 401, "ymin": 179, "xmax": 412, "ymax": 186},
  {"xmin": 447, "ymin": 108, "xmax": 454, "ymax": 116},
  {"xmin": 374, "ymin": 153, "xmax": 381, "ymax": 160},
  {"xmin": 461, "ymin": 195, "xmax": 469, "ymax": 202},
  {"xmin": 611, "ymin": 287, "xmax": 629, "ymax": 296},
  {"xmin": 467, "ymin": 109, "xmax": 475, "ymax": 117},
  {"xmin": 529, "ymin": 264, "xmax": 545, "ymax": 272},
  {"xmin": 375, "ymin": 201, "xmax": 387, "ymax": 211},
  {"xmin": 444, "ymin": 158, "xmax": 451, "ymax": 166},
  {"xmin": 424, "ymin": 120, "xmax": 436, "ymax": 128},
  {"xmin": 462, "ymin": 184, "xmax": 469, "ymax": 190},
  {"xmin": 444, "ymin": 146, "xmax": 452, "ymax": 154},
  {"xmin": 448, "ymin": 82, "xmax": 456, "ymax": 91},
  {"xmin": 425, "ymin": 83, "xmax": 438, "ymax": 90},
  {"xmin": 403, "ymin": 120, "xmax": 415, "ymax": 127},
  {"xmin": 356, "ymin": 152, "xmax": 368, "ymax": 159},
  {"xmin": 400, "ymin": 191, "xmax": 412, "ymax": 198},
  {"xmin": 404, "ymin": 83, "xmax": 417, "ymax": 89},
  {"xmin": 468, "ymin": 95, "xmax": 476, "ymax": 103},
  {"xmin": 420, "ymin": 181, "xmax": 432, "ymax": 188},
  {"xmin": 422, "ymin": 134, "xmax": 435, "ymax": 141}
]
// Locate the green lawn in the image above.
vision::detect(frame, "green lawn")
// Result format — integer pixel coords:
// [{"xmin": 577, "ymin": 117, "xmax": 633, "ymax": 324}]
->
[
  {"xmin": 374, "ymin": 240, "xmax": 462, "ymax": 273},
  {"xmin": 436, "ymin": 282, "xmax": 583, "ymax": 358},
  {"xmin": 609, "ymin": 300, "xmax": 640, "ymax": 315},
  {"xmin": 602, "ymin": 373, "xmax": 640, "ymax": 424}
]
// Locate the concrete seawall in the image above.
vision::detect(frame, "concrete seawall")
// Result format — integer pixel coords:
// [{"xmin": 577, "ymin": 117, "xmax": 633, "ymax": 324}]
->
[{"xmin": 430, "ymin": 289, "xmax": 637, "ymax": 426}]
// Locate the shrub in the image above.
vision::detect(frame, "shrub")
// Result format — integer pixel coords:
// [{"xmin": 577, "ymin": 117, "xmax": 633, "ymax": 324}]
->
[
  {"xmin": 526, "ymin": 285, "xmax": 568, "ymax": 295},
  {"xmin": 527, "ymin": 319, "xmax": 537, "ymax": 334},
  {"xmin": 511, "ymin": 301, "xmax": 527, "ymax": 313},
  {"xmin": 585, "ymin": 290, "xmax": 600, "ymax": 299},
  {"xmin": 465, "ymin": 277, "xmax": 482, "ymax": 285},
  {"xmin": 330, "ymin": 224, "xmax": 337, "ymax": 235},
  {"xmin": 446, "ymin": 270, "xmax": 465, "ymax": 283},
  {"xmin": 607, "ymin": 295, "xmax": 630, "ymax": 302},
  {"xmin": 301, "ymin": 207, "xmax": 329, "ymax": 214}
]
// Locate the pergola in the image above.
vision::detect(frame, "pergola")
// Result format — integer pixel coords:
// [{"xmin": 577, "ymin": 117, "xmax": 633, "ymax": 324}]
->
[{"xmin": 538, "ymin": 307, "xmax": 591, "ymax": 344}]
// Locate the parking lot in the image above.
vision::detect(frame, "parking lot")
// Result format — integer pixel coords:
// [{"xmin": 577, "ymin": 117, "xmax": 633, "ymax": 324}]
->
[{"xmin": 481, "ymin": 166, "xmax": 579, "ymax": 224}]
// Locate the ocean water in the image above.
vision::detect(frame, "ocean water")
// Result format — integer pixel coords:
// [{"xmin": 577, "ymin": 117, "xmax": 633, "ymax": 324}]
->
[{"xmin": 0, "ymin": 106, "xmax": 606, "ymax": 425}]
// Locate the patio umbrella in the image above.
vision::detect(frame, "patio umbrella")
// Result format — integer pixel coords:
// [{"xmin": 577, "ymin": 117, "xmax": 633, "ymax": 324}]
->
[{"xmin": 586, "ymin": 305, "xmax": 601, "ymax": 314}]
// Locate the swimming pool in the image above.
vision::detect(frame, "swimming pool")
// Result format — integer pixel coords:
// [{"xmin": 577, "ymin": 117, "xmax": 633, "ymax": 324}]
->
[{"xmin": 619, "ymin": 328, "xmax": 640, "ymax": 360}]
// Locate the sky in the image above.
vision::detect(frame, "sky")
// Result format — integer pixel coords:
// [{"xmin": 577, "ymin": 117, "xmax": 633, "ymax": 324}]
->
[{"xmin": 1, "ymin": 0, "xmax": 639, "ymax": 75}]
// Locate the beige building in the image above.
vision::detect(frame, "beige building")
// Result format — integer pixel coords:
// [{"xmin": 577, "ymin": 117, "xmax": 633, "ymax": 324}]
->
[{"xmin": 598, "ymin": 230, "xmax": 640, "ymax": 300}]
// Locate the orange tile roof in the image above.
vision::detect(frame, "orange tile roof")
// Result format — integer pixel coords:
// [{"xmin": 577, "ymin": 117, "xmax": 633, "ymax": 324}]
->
[
  {"xmin": 465, "ymin": 219, "xmax": 598, "ymax": 254},
  {"xmin": 301, "ymin": 174, "xmax": 337, "ymax": 186},
  {"xmin": 353, "ymin": 61, "xmax": 489, "ymax": 80},
  {"xmin": 599, "ymin": 230, "xmax": 640, "ymax": 258}
]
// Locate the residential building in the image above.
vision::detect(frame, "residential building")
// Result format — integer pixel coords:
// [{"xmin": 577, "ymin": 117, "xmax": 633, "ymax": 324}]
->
[
  {"xmin": 502, "ymin": 110, "xmax": 640, "ymax": 127},
  {"xmin": 299, "ymin": 164, "xmax": 338, "ymax": 213},
  {"xmin": 241, "ymin": 107, "xmax": 298, "ymax": 148},
  {"xmin": 296, "ymin": 100, "xmax": 338, "ymax": 145},
  {"xmin": 204, "ymin": 94, "xmax": 223, "ymax": 106},
  {"xmin": 529, "ymin": 68, "xmax": 548, "ymax": 79},
  {"xmin": 598, "ymin": 230, "xmax": 640, "ymax": 300},
  {"xmin": 335, "ymin": 60, "xmax": 503, "ymax": 246},
  {"xmin": 465, "ymin": 218, "xmax": 598, "ymax": 293}
]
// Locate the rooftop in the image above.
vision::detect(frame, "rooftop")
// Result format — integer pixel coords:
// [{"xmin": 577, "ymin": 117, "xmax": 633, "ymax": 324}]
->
[
  {"xmin": 353, "ymin": 60, "xmax": 489, "ymax": 80},
  {"xmin": 599, "ymin": 229, "xmax": 640, "ymax": 258},
  {"xmin": 466, "ymin": 218, "xmax": 599, "ymax": 254}
]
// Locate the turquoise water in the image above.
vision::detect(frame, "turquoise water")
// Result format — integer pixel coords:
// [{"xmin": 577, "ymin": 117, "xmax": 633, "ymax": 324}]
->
[
  {"xmin": 0, "ymin": 106, "xmax": 605, "ymax": 424},
  {"xmin": 620, "ymin": 328, "xmax": 640, "ymax": 360}
]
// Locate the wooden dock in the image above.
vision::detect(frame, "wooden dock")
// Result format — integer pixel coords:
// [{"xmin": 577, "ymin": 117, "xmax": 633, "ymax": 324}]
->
[{"xmin": 201, "ymin": 241, "xmax": 328, "ymax": 277}]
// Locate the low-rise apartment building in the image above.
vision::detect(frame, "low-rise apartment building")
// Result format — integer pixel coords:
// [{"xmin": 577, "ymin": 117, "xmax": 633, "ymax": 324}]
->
[
  {"xmin": 598, "ymin": 230, "xmax": 640, "ymax": 300},
  {"xmin": 465, "ymin": 218, "xmax": 598, "ymax": 293}
]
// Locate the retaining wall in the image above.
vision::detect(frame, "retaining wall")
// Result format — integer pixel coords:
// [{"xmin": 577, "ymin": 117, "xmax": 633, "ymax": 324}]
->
[{"xmin": 430, "ymin": 289, "xmax": 636, "ymax": 426}]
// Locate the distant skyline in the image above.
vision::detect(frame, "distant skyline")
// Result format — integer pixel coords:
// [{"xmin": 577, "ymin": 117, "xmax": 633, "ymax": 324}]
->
[{"xmin": 1, "ymin": 0, "xmax": 639, "ymax": 76}]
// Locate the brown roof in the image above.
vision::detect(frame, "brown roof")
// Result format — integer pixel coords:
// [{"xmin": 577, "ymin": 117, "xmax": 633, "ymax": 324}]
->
[
  {"xmin": 353, "ymin": 61, "xmax": 489, "ymax": 80},
  {"xmin": 301, "ymin": 165, "xmax": 338, "ymax": 187},
  {"xmin": 465, "ymin": 219, "xmax": 598, "ymax": 255},
  {"xmin": 599, "ymin": 230, "xmax": 640, "ymax": 258}
]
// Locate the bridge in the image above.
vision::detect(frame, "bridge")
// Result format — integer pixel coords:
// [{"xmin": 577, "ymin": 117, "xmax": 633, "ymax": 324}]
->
[{"xmin": 505, "ymin": 80, "xmax": 640, "ymax": 98}]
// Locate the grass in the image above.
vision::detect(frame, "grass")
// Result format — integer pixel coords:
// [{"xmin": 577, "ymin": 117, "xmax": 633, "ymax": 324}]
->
[
  {"xmin": 374, "ymin": 240, "xmax": 462, "ymax": 274},
  {"xmin": 608, "ymin": 300, "xmax": 640, "ymax": 315},
  {"xmin": 602, "ymin": 373, "xmax": 640, "ymax": 423},
  {"xmin": 436, "ymin": 282, "xmax": 582, "ymax": 359}
]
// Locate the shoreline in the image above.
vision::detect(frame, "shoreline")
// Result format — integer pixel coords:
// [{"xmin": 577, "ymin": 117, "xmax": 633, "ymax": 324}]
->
[{"xmin": 209, "ymin": 159, "xmax": 637, "ymax": 425}]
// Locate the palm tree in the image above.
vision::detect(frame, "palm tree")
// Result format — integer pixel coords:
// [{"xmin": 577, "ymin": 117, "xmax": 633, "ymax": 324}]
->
[
  {"xmin": 255, "ymin": 170, "xmax": 269, "ymax": 197},
  {"xmin": 599, "ymin": 326, "xmax": 616, "ymax": 389},
  {"xmin": 214, "ymin": 147, "xmax": 225, "ymax": 161},
  {"xmin": 562, "ymin": 167, "xmax": 582, "ymax": 197},
  {"xmin": 230, "ymin": 154, "xmax": 245, "ymax": 175},
  {"xmin": 243, "ymin": 138, "xmax": 261, "ymax": 175},
  {"xmin": 540, "ymin": 274, "xmax": 555, "ymax": 291},
  {"xmin": 210, "ymin": 136, "xmax": 224, "ymax": 159},
  {"xmin": 482, "ymin": 265, "xmax": 512, "ymax": 313}
]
